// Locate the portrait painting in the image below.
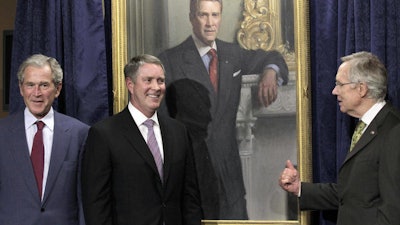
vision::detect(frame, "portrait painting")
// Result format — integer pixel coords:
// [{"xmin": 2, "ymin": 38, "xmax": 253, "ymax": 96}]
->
[{"xmin": 111, "ymin": 0, "xmax": 311, "ymax": 224}]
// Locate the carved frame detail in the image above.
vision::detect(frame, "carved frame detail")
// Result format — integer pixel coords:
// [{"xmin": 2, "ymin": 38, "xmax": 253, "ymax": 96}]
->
[{"xmin": 111, "ymin": 0, "xmax": 311, "ymax": 224}]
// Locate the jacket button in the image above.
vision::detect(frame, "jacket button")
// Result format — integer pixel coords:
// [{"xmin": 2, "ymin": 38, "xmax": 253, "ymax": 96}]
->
[{"xmin": 41, "ymin": 208, "xmax": 45, "ymax": 212}]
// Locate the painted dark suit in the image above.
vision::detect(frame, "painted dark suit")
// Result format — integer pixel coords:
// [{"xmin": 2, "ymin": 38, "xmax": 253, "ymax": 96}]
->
[
  {"xmin": 81, "ymin": 108, "xmax": 201, "ymax": 225},
  {"xmin": 300, "ymin": 104, "xmax": 400, "ymax": 225},
  {"xmin": 0, "ymin": 110, "xmax": 89, "ymax": 225},
  {"xmin": 158, "ymin": 36, "xmax": 289, "ymax": 219}
]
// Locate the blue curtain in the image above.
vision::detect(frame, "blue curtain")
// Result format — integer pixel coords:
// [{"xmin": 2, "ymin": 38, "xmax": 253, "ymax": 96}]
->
[
  {"xmin": 9, "ymin": 0, "xmax": 112, "ymax": 125},
  {"xmin": 310, "ymin": 0, "xmax": 400, "ymax": 224}
]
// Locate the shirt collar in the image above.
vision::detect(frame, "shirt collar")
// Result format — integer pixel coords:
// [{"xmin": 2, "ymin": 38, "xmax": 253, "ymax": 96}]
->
[
  {"xmin": 24, "ymin": 107, "xmax": 55, "ymax": 131},
  {"xmin": 192, "ymin": 34, "xmax": 217, "ymax": 57},
  {"xmin": 128, "ymin": 102, "xmax": 160, "ymax": 127},
  {"xmin": 360, "ymin": 101, "xmax": 386, "ymax": 125}
]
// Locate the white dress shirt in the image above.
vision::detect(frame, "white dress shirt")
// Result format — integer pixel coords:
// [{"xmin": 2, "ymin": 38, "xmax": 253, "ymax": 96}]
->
[
  {"xmin": 128, "ymin": 102, "xmax": 164, "ymax": 161},
  {"xmin": 25, "ymin": 107, "xmax": 55, "ymax": 199}
]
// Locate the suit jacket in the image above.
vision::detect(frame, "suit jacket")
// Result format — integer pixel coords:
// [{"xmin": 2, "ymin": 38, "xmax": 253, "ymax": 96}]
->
[
  {"xmin": 0, "ymin": 110, "xmax": 89, "ymax": 225},
  {"xmin": 81, "ymin": 108, "xmax": 201, "ymax": 225},
  {"xmin": 158, "ymin": 36, "xmax": 289, "ymax": 219},
  {"xmin": 300, "ymin": 104, "xmax": 400, "ymax": 225}
]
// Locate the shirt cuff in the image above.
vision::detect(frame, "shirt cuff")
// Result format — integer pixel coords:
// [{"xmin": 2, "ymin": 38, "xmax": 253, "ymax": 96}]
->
[
  {"xmin": 297, "ymin": 182, "xmax": 302, "ymax": 197},
  {"xmin": 264, "ymin": 64, "xmax": 283, "ymax": 86}
]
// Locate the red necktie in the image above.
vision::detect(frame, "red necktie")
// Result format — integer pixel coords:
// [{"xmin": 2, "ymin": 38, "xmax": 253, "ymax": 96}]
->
[
  {"xmin": 31, "ymin": 121, "xmax": 45, "ymax": 198},
  {"xmin": 208, "ymin": 48, "xmax": 218, "ymax": 92}
]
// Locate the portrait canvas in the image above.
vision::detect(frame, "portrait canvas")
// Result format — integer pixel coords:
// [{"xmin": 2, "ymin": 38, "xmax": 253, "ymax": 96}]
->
[{"xmin": 125, "ymin": 0, "xmax": 300, "ymax": 221}]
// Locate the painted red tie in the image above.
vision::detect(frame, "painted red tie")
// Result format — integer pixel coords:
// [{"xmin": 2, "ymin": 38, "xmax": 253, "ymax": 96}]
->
[
  {"xmin": 31, "ymin": 121, "xmax": 45, "ymax": 198},
  {"xmin": 208, "ymin": 48, "xmax": 218, "ymax": 92},
  {"xmin": 143, "ymin": 119, "xmax": 163, "ymax": 180}
]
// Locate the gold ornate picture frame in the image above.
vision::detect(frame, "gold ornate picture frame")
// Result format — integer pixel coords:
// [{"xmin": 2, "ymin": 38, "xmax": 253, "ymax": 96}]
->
[{"xmin": 111, "ymin": 0, "xmax": 311, "ymax": 224}]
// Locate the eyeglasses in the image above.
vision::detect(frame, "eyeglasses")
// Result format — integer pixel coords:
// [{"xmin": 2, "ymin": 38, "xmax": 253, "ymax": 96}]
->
[{"xmin": 334, "ymin": 81, "xmax": 358, "ymax": 87}]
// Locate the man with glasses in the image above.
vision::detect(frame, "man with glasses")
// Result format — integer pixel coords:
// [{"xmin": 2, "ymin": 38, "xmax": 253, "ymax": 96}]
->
[{"xmin": 279, "ymin": 51, "xmax": 400, "ymax": 225}]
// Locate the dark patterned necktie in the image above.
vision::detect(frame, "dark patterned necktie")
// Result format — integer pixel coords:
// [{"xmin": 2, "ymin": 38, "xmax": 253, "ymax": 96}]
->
[
  {"xmin": 349, "ymin": 120, "xmax": 366, "ymax": 151},
  {"xmin": 143, "ymin": 119, "xmax": 163, "ymax": 180},
  {"xmin": 31, "ymin": 121, "xmax": 45, "ymax": 198},
  {"xmin": 208, "ymin": 48, "xmax": 218, "ymax": 92}
]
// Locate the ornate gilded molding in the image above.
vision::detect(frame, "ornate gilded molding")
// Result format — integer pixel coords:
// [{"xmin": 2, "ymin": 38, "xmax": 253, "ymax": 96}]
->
[
  {"xmin": 111, "ymin": 0, "xmax": 128, "ymax": 114},
  {"xmin": 237, "ymin": 0, "xmax": 296, "ymax": 71},
  {"xmin": 237, "ymin": 0, "xmax": 278, "ymax": 51},
  {"xmin": 114, "ymin": 0, "xmax": 311, "ymax": 224}
]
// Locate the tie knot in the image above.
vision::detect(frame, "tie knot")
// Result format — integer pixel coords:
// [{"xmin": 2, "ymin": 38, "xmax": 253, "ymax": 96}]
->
[
  {"xmin": 208, "ymin": 48, "xmax": 217, "ymax": 57},
  {"xmin": 36, "ymin": 121, "xmax": 45, "ymax": 130},
  {"xmin": 143, "ymin": 119, "xmax": 154, "ymax": 128},
  {"xmin": 356, "ymin": 120, "xmax": 366, "ymax": 131}
]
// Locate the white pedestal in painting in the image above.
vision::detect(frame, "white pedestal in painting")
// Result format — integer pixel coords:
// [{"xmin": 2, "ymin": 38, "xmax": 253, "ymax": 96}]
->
[{"xmin": 236, "ymin": 73, "xmax": 297, "ymax": 220}]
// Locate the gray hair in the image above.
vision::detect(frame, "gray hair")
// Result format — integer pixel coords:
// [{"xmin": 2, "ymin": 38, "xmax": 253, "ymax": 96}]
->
[
  {"xmin": 17, "ymin": 54, "xmax": 63, "ymax": 85},
  {"xmin": 123, "ymin": 54, "xmax": 164, "ymax": 81},
  {"xmin": 341, "ymin": 51, "xmax": 387, "ymax": 100},
  {"xmin": 189, "ymin": 0, "xmax": 223, "ymax": 19}
]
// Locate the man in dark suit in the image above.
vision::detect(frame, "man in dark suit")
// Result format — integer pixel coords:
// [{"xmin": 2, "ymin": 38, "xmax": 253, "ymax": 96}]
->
[
  {"xmin": 279, "ymin": 51, "xmax": 400, "ymax": 225},
  {"xmin": 0, "ymin": 54, "xmax": 89, "ymax": 225},
  {"xmin": 158, "ymin": 0, "xmax": 289, "ymax": 219},
  {"xmin": 81, "ymin": 54, "xmax": 202, "ymax": 225}
]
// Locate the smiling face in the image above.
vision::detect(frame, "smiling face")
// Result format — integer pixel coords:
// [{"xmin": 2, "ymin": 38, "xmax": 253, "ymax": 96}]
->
[
  {"xmin": 19, "ymin": 65, "xmax": 61, "ymax": 119},
  {"xmin": 190, "ymin": 0, "xmax": 222, "ymax": 46},
  {"xmin": 126, "ymin": 63, "xmax": 165, "ymax": 118}
]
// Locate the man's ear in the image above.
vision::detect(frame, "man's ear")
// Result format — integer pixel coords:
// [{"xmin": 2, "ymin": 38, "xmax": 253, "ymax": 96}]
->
[
  {"xmin": 125, "ymin": 77, "xmax": 134, "ymax": 94},
  {"xmin": 19, "ymin": 82, "xmax": 24, "ymax": 97},
  {"xmin": 55, "ymin": 82, "xmax": 62, "ymax": 98},
  {"xmin": 359, "ymin": 82, "xmax": 368, "ymax": 97}
]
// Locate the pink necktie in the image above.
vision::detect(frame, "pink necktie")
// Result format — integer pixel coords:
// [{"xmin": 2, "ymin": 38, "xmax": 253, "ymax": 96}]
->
[
  {"xmin": 31, "ymin": 121, "xmax": 45, "ymax": 198},
  {"xmin": 208, "ymin": 48, "xmax": 218, "ymax": 92},
  {"xmin": 143, "ymin": 119, "xmax": 163, "ymax": 180}
]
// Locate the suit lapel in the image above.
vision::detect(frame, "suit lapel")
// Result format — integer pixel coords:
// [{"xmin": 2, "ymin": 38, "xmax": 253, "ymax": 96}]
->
[
  {"xmin": 179, "ymin": 42, "xmax": 219, "ymax": 115},
  {"xmin": 158, "ymin": 116, "xmax": 173, "ymax": 185},
  {"xmin": 179, "ymin": 37, "xmax": 236, "ymax": 116},
  {"xmin": 8, "ymin": 112, "xmax": 40, "ymax": 199},
  {"xmin": 344, "ymin": 123, "xmax": 378, "ymax": 163},
  {"xmin": 216, "ymin": 40, "xmax": 235, "ymax": 111},
  {"xmin": 181, "ymin": 42, "xmax": 214, "ymax": 92},
  {"xmin": 42, "ymin": 112, "xmax": 70, "ymax": 204},
  {"xmin": 119, "ymin": 109, "xmax": 163, "ymax": 184},
  {"xmin": 342, "ymin": 104, "xmax": 389, "ymax": 164}
]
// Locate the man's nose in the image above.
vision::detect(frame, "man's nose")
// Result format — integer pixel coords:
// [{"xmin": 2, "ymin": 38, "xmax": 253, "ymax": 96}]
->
[
  {"xmin": 33, "ymin": 85, "xmax": 42, "ymax": 95},
  {"xmin": 206, "ymin": 16, "xmax": 212, "ymax": 25},
  {"xmin": 150, "ymin": 80, "xmax": 161, "ymax": 89},
  {"xmin": 332, "ymin": 86, "xmax": 338, "ymax": 95}
]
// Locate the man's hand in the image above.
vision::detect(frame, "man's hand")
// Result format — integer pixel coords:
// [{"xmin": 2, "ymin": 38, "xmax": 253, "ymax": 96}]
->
[
  {"xmin": 258, "ymin": 68, "xmax": 278, "ymax": 107},
  {"xmin": 279, "ymin": 160, "xmax": 300, "ymax": 196}
]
